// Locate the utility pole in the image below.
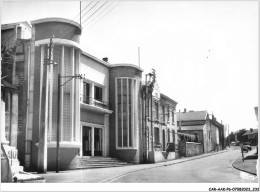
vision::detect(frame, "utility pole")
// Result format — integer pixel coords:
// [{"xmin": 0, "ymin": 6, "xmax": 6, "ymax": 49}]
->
[
  {"xmin": 80, "ymin": 1, "xmax": 82, "ymax": 27},
  {"xmin": 138, "ymin": 47, "xmax": 140, "ymax": 69},
  {"xmin": 56, "ymin": 73, "xmax": 85, "ymax": 173},
  {"xmin": 144, "ymin": 74, "xmax": 148, "ymax": 162},
  {"xmin": 228, "ymin": 124, "xmax": 230, "ymax": 148},
  {"xmin": 178, "ymin": 110, "xmax": 181, "ymax": 131}
]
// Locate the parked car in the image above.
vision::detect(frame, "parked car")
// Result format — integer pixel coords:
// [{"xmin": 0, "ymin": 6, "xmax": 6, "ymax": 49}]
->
[{"xmin": 242, "ymin": 142, "xmax": 252, "ymax": 152}]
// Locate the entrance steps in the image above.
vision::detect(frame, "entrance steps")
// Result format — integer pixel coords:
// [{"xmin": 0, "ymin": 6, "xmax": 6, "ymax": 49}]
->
[{"xmin": 68, "ymin": 156, "xmax": 131, "ymax": 170}]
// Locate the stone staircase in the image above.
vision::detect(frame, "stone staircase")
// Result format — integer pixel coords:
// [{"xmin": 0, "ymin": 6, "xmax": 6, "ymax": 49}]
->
[
  {"xmin": 68, "ymin": 156, "xmax": 131, "ymax": 170},
  {"xmin": 2, "ymin": 145, "xmax": 23, "ymax": 174}
]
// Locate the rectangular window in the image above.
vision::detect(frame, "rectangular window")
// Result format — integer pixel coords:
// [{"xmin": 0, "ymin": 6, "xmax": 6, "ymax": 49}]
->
[
  {"xmin": 95, "ymin": 86, "xmax": 102, "ymax": 101},
  {"xmin": 168, "ymin": 129, "xmax": 170, "ymax": 142},
  {"xmin": 155, "ymin": 101, "xmax": 159, "ymax": 119},
  {"xmin": 172, "ymin": 130, "xmax": 175, "ymax": 143},
  {"xmin": 83, "ymin": 82, "xmax": 90, "ymax": 104},
  {"xmin": 162, "ymin": 106, "xmax": 165, "ymax": 122},
  {"xmin": 154, "ymin": 127, "xmax": 160, "ymax": 144},
  {"xmin": 167, "ymin": 107, "xmax": 170, "ymax": 122},
  {"xmin": 116, "ymin": 78, "xmax": 136, "ymax": 148},
  {"xmin": 172, "ymin": 111, "xmax": 174, "ymax": 124}
]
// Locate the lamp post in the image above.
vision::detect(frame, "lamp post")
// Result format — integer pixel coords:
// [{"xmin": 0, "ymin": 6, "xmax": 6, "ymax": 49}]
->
[{"xmin": 56, "ymin": 73, "xmax": 85, "ymax": 173}]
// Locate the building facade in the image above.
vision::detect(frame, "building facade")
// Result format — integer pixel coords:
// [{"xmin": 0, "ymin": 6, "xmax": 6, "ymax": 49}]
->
[
  {"xmin": 1, "ymin": 18, "xmax": 179, "ymax": 171},
  {"xmin": 177, "ymin": 110, "xmax": 225, "ymax": 153}
]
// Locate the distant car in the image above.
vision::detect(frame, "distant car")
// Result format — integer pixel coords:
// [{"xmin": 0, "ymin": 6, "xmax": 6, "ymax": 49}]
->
[
  {"xmin": 242, "ymin": 142, "xmax": 252, "ymax": 152},
  {"xmin": 231, "ymin": 141, "xmax": 236, "ymax": 146}
]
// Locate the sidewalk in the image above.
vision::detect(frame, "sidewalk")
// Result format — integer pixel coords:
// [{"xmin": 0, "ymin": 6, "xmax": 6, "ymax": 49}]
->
[
  {"xmin": 35, "ymin": 149, "xmax": 229, "ymax": 183},
  {"xmin": 232, "ymin": 148, "xmax": 258, "ymax": 176}
]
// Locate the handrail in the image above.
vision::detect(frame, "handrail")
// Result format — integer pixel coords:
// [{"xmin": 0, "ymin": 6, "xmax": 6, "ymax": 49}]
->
[{"xmin": 80, "ymin": 95, "xmax": 109, "ymax": 109}]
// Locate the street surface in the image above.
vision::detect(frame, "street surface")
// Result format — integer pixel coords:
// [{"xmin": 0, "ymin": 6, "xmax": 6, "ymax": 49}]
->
[
  {"xmin": 110, "ymin": 149, "xmax": 257, "ymax": 183},
  {"xmin": 36, "ymin": 148, "xmax": 258, "ymax": 183}
]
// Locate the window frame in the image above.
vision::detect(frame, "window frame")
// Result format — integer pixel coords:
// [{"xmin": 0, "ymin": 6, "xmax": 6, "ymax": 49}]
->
[{"xmin": 115, "ymin": 77, "xmax": 137, "ymax": 149}]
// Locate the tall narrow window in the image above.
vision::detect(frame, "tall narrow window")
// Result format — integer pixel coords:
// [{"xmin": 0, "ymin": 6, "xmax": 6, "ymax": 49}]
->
[
  {"xmin": 172, "ymin": 130, "xmax": 175, "ymax": 143},
  {"xmin": 116, "ymin": 78, "xmax": 136, "ymax": 148},
  {"xmin": 168, "ymin": 129, "xmax": 170, "ymax": 142},
  {"xmin": 154, "ymin": 127, "xmax": 160, "ymax": 144},
  {"xmin": 162, "ymin": 106, "xmax": 165, "ymax": 122},
  {"xmin": 83, "ymin": 82, "xmax": 90, "ymax": 104},
  {"xmin": 172, "ymin": 111, "xmax": 174, "ymax": 124},
  {"xmin": 167, "ymin": 106, "xmax": 170, "ymax": 122},
  {"xmin": 94, "ymin": 86, "xmax": 102, "ymax": 101},
  {"xmin": 155, "ymin": 101, "xmax": 159, "ymax": 119}
]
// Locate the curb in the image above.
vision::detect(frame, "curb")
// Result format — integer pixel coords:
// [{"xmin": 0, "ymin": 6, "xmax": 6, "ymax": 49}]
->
[
  {"xmin": 102, "ymin": 149, "xmax": 229, "ymax": 183},
  {"xmin": 231, "ymin": 149, "xmax": 258, "ymax": 176},
  {"xmin": 232, "ymin": 160, "xmax": 257, "ymax": 176}
]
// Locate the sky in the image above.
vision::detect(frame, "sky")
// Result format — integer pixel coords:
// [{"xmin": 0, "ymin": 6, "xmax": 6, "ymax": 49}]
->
[{"xmin": 1, "ymin": 0, "xmax": 259, "ymax": 134}]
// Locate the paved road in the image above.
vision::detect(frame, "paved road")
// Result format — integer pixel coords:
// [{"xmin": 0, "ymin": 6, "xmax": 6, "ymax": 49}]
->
[
  {"xmin": 109, "ymin": 150, "xmax": 258, "ymax": 183},
  {"xmin": 36, "ymin": 148, "xmax": 257, "ymax": 183}
]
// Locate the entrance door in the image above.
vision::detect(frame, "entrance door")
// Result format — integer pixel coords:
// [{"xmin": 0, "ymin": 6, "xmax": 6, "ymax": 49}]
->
[
  {"xmin": 94, "ymin": 128, "xmax": 102, "ymax": 156},
  {"xmin": 82, "ymin": 126, "xmax": 91, "ymax": 156}
]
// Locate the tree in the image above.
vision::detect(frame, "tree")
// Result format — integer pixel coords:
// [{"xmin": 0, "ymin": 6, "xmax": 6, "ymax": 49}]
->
[{"xmin": 1, "ymin": 45, "xmax": 15, "ymax": 82}]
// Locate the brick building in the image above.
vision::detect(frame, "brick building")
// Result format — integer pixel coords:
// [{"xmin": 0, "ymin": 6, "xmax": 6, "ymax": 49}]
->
[{"xmin": 1, "ymin": 18, "xmax": 179, "ymax": 171}]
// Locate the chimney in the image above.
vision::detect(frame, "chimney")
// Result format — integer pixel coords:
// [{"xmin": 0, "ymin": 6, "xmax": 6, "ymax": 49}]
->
[
  {"xmin": 102, "ymin": 57, "xmax": 108, "ymax": 62},
  {"xmin": 184, "ymin": 108, "xmax": 186, "ymax": 113}
]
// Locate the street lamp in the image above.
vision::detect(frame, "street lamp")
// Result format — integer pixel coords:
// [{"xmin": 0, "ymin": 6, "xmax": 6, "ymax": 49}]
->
[{"xmin": 56, "ymin": 73, "xmax": 85, "ymax": 173}]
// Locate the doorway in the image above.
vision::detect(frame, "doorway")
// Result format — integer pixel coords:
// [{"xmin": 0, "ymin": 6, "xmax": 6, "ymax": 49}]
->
[
  {"xmin": 94, "ymin": 128, "xmax": 102, "ymax": 156},
  {"xmin": 82, "ymin": 126, "xmax": 103, "ymax": 156},
  {"xmin": 82, "ymin": 126, "xmax": 91, "ymax": 156}
]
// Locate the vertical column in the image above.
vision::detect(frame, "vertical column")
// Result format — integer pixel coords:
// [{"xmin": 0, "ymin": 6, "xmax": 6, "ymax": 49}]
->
[
  {"xmin": 10, "ymin": 92, "xmax": 18, "ymax": 147},
  {"xmin": 24, "ymin": 45, "xmax": 33, "ymax": 169},
  {"xmin": 91, "ymin": 127, "xmax": 94, "ymax": 156},
  {"xmin": 10, "ymin": 26, "xmax": 18, "ymax": 148},
  {"xmin": 70, "ymin": 47, "xmax": 75, "ymax": 141},
  {"xmin": 60, "ymin": 46, "xmax": 64, "ymax": 141},
  {"xmin": 74, "ymin": 50, "xmax": 80, "ymax": 143},
  {"xmin": 104, "ymin": 115, "xmax": 109, "ymax": 157},
  {"xmin": 37, "ymin": 45, "xmax": 49, "ymax": 173}
]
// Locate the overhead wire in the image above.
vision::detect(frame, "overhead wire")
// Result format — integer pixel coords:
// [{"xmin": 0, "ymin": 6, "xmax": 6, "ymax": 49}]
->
[
  {"xmin": 2, "ymin": 1, "xmax": 120, "ymax": 54},
  {"xmin": 82, "ymin": 1, "xmax": 116, "ymax": 27},
  {"xmin": 1, "ymin": 1, "xmax": 93, "ymax": 48},
  {"xmin": 54, "ymin": 1, "xmax": 104, "ymax": 45},
  {"xmin": 87, "ymin": 1, "xmax": 121, "ymax": 29}
]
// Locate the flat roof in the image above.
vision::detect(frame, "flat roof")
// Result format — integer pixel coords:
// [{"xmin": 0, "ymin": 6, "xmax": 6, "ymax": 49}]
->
[
  {"xmin": 110, "ymin": 63, "xmax": 143, "ymax": 72},
  {"xmin": 31, "ymin": 17, "xmax": 82, "ymax": 30},
  {"xmin": 81, "ymin": 51, "xmax": 110, "ymax": 67},
  {"xmin": 1, "ymin": 21, "xmax": 31, "ymax": 30}
]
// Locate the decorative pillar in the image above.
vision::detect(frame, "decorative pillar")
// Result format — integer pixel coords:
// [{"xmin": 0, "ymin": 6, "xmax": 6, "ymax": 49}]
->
[
  {"xmin": 10, "ymin": 26, "xmax": 18, "ymax": 148},
  {"xmin": 37, "ymin": 45, "xmax": 49, "ymax": 173},
  {"xmin": 10, "ymin": 91, "xmax": 18, "ymax": 148},
  {"xmin": 70, "ymin": 47, "xmax": 75, "ymax": 141}
]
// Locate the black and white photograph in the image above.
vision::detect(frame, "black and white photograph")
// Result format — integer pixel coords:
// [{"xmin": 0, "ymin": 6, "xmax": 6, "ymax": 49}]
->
[{"xmin": 0, "ymin": 0, "xmax": 259, "ymax": 191}]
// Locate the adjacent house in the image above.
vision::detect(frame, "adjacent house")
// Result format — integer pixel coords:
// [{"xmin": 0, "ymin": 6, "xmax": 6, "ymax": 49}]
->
[{"xmin": 177, "ymin": 110, "xmax": 225, "ymax": 154}]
